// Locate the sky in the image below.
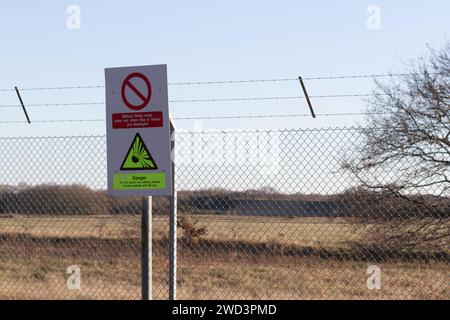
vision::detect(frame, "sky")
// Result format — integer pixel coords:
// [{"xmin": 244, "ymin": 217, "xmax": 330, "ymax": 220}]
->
[{"xmin": 0, "ymin": 0, "xmax": 449, "ymax": 137}]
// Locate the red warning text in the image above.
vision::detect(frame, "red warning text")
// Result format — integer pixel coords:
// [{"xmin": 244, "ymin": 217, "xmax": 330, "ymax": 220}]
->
[{"xmin": 112, "ymin": 111, "xmax": 163, "ymax": 129}]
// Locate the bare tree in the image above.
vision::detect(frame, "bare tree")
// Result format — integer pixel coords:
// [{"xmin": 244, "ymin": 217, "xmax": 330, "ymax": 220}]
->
[
  {"xmin": 345, "ymin": 42, "xmax": 450, "ymax": 198},
  {"xmin": 343, "ymin": 42, "xmax": 450, "ymax": 250}
]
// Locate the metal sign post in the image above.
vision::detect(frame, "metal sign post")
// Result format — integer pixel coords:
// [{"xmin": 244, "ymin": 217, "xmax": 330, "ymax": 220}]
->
[
  {"xmin": 168, "ymin": 121, "xmax": 177, "ymax": 300},
  {"xmin": 141, "ymin": 196, "xmax": 152, "ymax": 300}
]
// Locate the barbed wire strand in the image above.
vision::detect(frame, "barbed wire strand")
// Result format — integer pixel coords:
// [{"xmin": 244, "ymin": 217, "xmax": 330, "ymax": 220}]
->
[
  {"xmin": 0, "ymin": 93, "xmax": 390, "ymax": 108},
  {"xmin": 0, "ymin": 72, "xmax": 439, "ymax": 92},
  {"xmin": 174, "ymin": 112, "xmax": 386, "ymax": 120},
  {"xmin": 0, "ymin": 112, "xmax": 387, "ymax": 124}
]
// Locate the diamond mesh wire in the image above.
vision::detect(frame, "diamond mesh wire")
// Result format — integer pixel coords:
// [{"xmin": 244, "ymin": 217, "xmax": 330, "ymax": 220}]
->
[{"xmin": 0, "ymin": 128, "xmax": 448, "ymax": 299}]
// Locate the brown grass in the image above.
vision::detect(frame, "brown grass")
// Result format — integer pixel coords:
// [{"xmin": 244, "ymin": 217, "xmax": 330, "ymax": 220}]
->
[
  {"xmin": 0, "ymin": 215, "xmax": 448, "ymax": 300},
  {"xmin": 0, "ymin": 215, "xmax": 370, "ymax": 248}
]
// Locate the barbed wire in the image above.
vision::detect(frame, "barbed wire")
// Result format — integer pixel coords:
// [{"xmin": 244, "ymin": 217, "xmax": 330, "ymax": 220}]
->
[
  {"xmin": 173, "ymin": 112, "xmax": 385, "ymax": 120},
  {"xmin": 0, "ymin": 102, "xmax": 105, "ymax": 108},
  {"xmin": 0, "ymin": 93, "xmax": 388, "ymax": 108},
  {"xmin": 168, "ymin": 93, "xmax": 384, "ymax": 103},
  {"xmin": 0, "ymin": 75, "xmax": 401, "ymax": 123},
  {"xmin": 0, "ymin": 85, "xmax": 104, "ymax": 92},
  {"xmin": 0, "ymin": 72, "xmax": 437, "ymax": 92},
  {"xmin": 0, "ymin": 112, "xmax": 385, "ymax": 124},
  {"xmin": 0, "ymin": 119, "xmax": 105, "ymax": 124}
]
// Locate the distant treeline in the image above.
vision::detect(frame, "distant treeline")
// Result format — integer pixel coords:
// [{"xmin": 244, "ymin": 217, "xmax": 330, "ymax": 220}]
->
[
  {"xmin": 177, "ymin": 187, "xmax": 450, "ymax": 218},
  {"xmin": 0, "ymin": 184, "xmax": 448, "ymax": 218}
]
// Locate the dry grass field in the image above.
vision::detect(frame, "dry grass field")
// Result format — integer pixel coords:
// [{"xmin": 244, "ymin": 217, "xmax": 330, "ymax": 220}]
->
[
  {"xmin": 0, "ymin": 215, "xmax": 370, "ymax": 247},
  {"xmin": 0, "ymin": 214, "xmax": 448, "ymax": 300}
]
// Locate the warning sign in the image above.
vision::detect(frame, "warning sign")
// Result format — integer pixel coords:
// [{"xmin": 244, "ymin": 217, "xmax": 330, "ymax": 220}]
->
[
  {"xmin": 120, "ymin": 133, "xmax": 158, "ymax": 170},
  {"xmin": 105, "ymin": 64, "xmax": 172, "ymax": 196}
]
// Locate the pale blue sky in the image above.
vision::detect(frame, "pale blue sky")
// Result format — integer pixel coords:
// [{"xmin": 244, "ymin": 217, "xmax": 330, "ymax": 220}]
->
[{"xmin": 0, "ymin": 0, "xmax": 449, "ymax": 137}]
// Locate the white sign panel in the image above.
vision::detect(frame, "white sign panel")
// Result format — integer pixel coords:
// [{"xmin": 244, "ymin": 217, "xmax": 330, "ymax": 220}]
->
[{"xmin": 105, "ymin": 64, "xmax": 172, "ymax": 196}]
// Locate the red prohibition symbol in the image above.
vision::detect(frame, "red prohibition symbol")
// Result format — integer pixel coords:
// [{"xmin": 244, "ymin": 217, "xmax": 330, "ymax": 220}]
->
[{"xmin": 121, "ymin": 72, "xmax": 152, "ymax": 110}]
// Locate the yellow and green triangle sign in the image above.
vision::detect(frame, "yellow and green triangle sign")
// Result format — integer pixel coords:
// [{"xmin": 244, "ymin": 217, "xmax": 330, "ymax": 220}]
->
[{"xmin": 120, "ymin": 133, "xmax": 158, "ymax": 170}]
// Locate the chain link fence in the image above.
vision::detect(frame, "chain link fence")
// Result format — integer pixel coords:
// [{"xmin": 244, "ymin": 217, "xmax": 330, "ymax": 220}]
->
[{"xmin": 0, "ymin": 128, "xmax": 448, "ymax": 299}]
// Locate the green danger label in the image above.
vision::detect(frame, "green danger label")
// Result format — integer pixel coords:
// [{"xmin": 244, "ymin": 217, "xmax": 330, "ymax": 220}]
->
[{"xmin": 113, "ymin": 172, "xmax": 166, "ymax": 190}]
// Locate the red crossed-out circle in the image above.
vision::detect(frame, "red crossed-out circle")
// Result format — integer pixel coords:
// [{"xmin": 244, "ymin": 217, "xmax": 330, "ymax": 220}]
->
[{"xmin": 121, "ymin": 72, "xmax": 152, "ymax": 110}]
